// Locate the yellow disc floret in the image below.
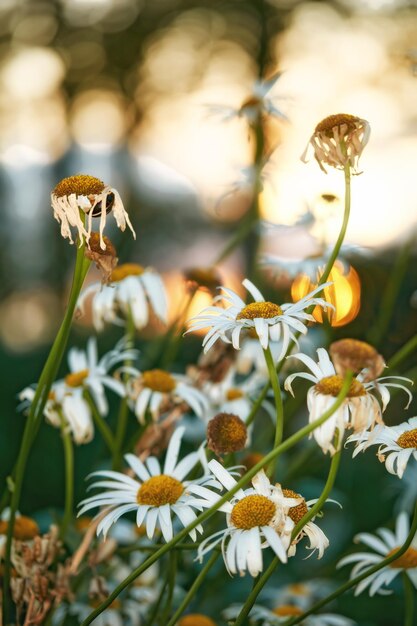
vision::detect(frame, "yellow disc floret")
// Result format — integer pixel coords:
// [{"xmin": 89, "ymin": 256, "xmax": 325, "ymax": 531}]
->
[
  {"xmin": 315, "ymin": 375, "xmax": 366, "ymax": 398},
  {"xmin": 388, "ymin": 546, "xmax": 417, "ymax": 569},
  {"xmin": 273, "ymin": 605, "xmax": 303, "ymax": 617},
  {"xmin": 110, "ymin": 263, "xmax": 145, "ymax": 283},
  {"xmin": 142, "ymin": 369, "xmax": 176, "ymax": 393},
  {"xmin": 137, "ymin": 475, "xmax": 184, "ymax": 506},
  {"xmin": 65, "ymin": 369, "xmax": 89, "ymax": 388},
  {"xmin": 53, "ymin": 174, "xmax": 105, "ymax": 198},
  {"xmin": 226, "ymin": 388, "xmax": 244, "ymax": 401},
  {"xmin": 231, "ymin": 495, "xmax": 275, "ymax": 529},
  {"xmin": 397, "ymin": 428, "xmax": 417, "ymax": 449},
  {"xmin": 0, "ymin": 516, "xmax": 40, "ymax": 541},
  {"xmin": 283, "ymin": 489, "xmax": 308, "ymax": 524},
  {"xmin": 237, "ymin": 302, "xmax": 282, "ymax": 320},
  {"xmin": 178, "ymin": 616, "xmax": 217, "ymax": 626}
]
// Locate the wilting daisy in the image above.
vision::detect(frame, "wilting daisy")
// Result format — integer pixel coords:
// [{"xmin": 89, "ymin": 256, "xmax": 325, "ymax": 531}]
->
[
  {"xmin": 283, "ymin": 488, "xmax": 330, "ymax": 559},
  {"xmin": 188, "ymin": 279, "xmax": 331, "ymax": 358},
  {"xmin": 347, "ymin": 417, "xmax": 417, "ymax": 479},
  {"xmin": 284, "ymin": 348, "xmax": 412, "ymax": 455},
  {"xmin": 207, "ymin": 73, "xmax": 288, "ymax": 124},
  {"xmin": 128, "ymin": 368, "xmax": 209, "ymax": 423},
  {"xmin": 338, "ymin": 512, "xmax": 417, "ymax": 595},
  {"xmin": 51, "ymin": 174, "xmax": 136, "ymax": 249},
  {"xmin": 197, "ymin": 463, "xmax": 299, "ymax": 577},
  {"xmin": 223, "ymin": 603, "xmax": 354, "ymax": 626},
  {"xmin": 78, "ymin": 426, "xmax": 220, "ymax": 541},
  {"xmin": 20, "ymin": 338, "xmax": 135, "ymax": 444},
  {"xmin": 301, "ymin": 114, "xmax": 370, "ymax": 174},
  {"xmin": 77, "ymin": 263, "xmax": 168, "ymax": 332}
]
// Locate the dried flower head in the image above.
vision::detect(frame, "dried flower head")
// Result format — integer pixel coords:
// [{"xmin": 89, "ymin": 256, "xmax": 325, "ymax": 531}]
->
[
  {"xmin": 184, "ymin": 266, "xmax": 222, "ymax": 296},
  {"xmin": 301, "ymin": 114, "xmax": 370, "ymax": 174},
  {"xmin": 330, "ymin": 338, "xmax": 385, "ymax": 382},
  {"xmin": 51, "ymin": 174, "xmax": 136, "ymax": 250},
  {"xmin": 207, "ymin": 412, "xmax": 248, "ymax": 455},
  {"xmin": 84, "ymin": 232, "xmax": 118, "ymax": 283}
]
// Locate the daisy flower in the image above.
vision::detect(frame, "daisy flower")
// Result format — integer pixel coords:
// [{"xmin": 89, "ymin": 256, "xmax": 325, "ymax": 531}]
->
[
  {"xmin": 301, "ymin": 114, "xmax": 370, "ymax": 174},
  {"xmin": 128, "ymin": 368, "xmax": 209, "ymax": 423},
  {"xmin": 51, "ymin": 174, "xmax": 136, "ymax": 249},
  {"xmin": 284, "ymin": 348, "xmax": 412, "ymax": 455},
  {"xmin": 283, "ymin": 488, "xmax": 330, "ymax": 559},
  {"xmin": 78, "ymin": 426, "xmax": 220, "ymax": 542},
  {"xmin": 207, "ymin": 73, "xmax": 288, "ymax": 124},
  {"xmin": 197, "ymin": 463, "xmax": 299, "ymax": 577},
  {"xmin": 337, "ymin": 512, "xmax": 417, "ymax": 595},
  {"xmin": 19, "ymin": 338, "xmax": 135, "ymax": 444},
  {"xmin": 77, "ymin": 263, "xmax": 168, "ymax": 332},
  {"xmin": 346, "ymin": 417, "xmax": 417, "ymax": 479},
  {"xmin": 223, "ymin": 603, "xmax": 354, "ymax": 626},
  {"xmin": 187, "ymin": 278, "xmax": 331, "ymax": 357}
]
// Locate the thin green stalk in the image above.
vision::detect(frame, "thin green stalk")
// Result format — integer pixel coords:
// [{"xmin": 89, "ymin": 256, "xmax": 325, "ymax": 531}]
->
[
  {"xmin": 263, "ymin": 346, "xmax": 284, "ymax": 477},
  {"xmin": 233, "ymin": 434, "xmax": 342, "ymax": 625},
  {"xmin": 83, "ymin": 391, "xmax": 115, "ymax": 454},
  {"xmin": 403, "ymin": 572, "xmax": 414, "ymax": 626},
  {"xmin": 112, "ymin": 308, "xmax": 136, "ymax": 470},
  {"xmin": 284, "ymin": 500, "xmax": 417, "ymax": 626},
  {"xmin": 80, "ymin": 373, "xmax": 352, "ymax": 626},
  {"xmin": 160, "ymin": 551, "xmax": 177, "ymax": 624},
  {"xmin": 144, "ymin": 566, "xmax": 170, "ymax": 626},
  {"xmin": 166, "ymin": 551, "xmax": 219, "ymax": 626},
  {"xmin": 388, "ymin": 334, "xmax": 417, "ymax": 371},
  {"xmin": 2, "ymin": 239, "xmax": 90, "ymax": 625},
  {"xmin": 59, "ymin": 414, "xmax": 74, "ymax": 539}
]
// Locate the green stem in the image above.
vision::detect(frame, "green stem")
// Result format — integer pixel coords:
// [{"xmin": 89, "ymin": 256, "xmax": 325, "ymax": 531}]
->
[
  {"xmin": 80, "ymin": 373, "xmax": 352, "ymax": 626},
  {"xmin": 403, "ymin": 572, "xmax": 414, "ymax": 626},
  {"xmin": 160, "ymin": 551, "xmax": 177, "ymax": 624},
  {"xmin": 112, "ymin": 308, "xmax": 136, "ymax": 471},
  {"xmin": 166, "ymin": 551, "xmax": 219, "ymax": 626},
  {"xmin": 84, "ymin": 391, "xmax": 115, "ymax": 454},
  {"xmin": 263, "ymin": 346, "xmax": 284, "ymax": 477},
  {"xmin": 59, "ymin": 414, "xmax": 74, "ymax": 539},
  {"xmin": 284, "ymin": 500, "xmax": 417, "ymax": 626},
  {"xmin": 2, "ymin": 240, "xmax": 90, "ymax": 625},
  {"xmin": 233, "ymin": 434, "xmax": 342, "ymax": 625}
]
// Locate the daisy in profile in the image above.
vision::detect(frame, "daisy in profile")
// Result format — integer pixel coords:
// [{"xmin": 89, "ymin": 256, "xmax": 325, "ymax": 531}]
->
[
  {"xmin": 284, "ymin": 348, "xmax": 412, "ymax": 455},
  {"xmin": 223, "ymin": 603, "xmax": 354, "ymax": 626},
  {"xmin": 197, "ymin": 463, "xmax": 299, "ymax": 577},
  {"xmin": 77, "ymin": 263, "xmax": 168, "ymax": 332},
  {"xmin": 128, "ymin": 368, "xmax": 209, "ymax": 423},
  {"xmin": 78, "ymin": 426, "xmax": 220, "ymax": 541},
  {"xmin": 337, "ymin": 512, "xmax": 417, "ymax": 595},
  {"xmin": 187, "ymin": 278, "xmax": 331, "ymax": 357},
  {"xmin": 283, "ymin": 488, "xmax": 330, "ymax": 559},
  {"xmin": 347, "ymin": 417, "xmax": 417, "ymax": 479},
  {"xmin": 301, "ymin": 113, "xmax": 370, "ymax": 174},
  {"xmin": 51, "ymin": 174, "xmax": 136, "ymax": 249},
  {"xmin": 19, "ymin": 338, "xmax": 135, "ymax": 444}
]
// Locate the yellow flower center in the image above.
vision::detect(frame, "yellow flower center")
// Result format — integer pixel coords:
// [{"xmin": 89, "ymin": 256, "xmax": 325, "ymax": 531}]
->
[
  {"xmin": 231, "ymin": 495, "xmax": 275, "ymax": 529},
  {"xmin": 237, "ymin": 302, "xmax": 283, "ymax": 320},
  {"xmin": 142, "ymin": 369, "xmax": 176, "ymax": 393},
  {"xmin": 75, "ymin": 517, "xmax": 92, "ymax": 533},
  {"xmin": 226, "ymin": 388, "xmax": 244, "ymax": 401},
  {"xmin": 0, "ymin": 516, "xmax": 39, "ymax": 541},
  {"xmin": 387, "ymin": 546, "xmax": 417, "ymax": 569},
  {"xmin": 53, "ymin": 174, "xmax": 105, "ymax": 198},
  {"xmin": 207, "ymin": 413, "xmax": 247, "ymax": 455},
  {"xmin": 273, "ymin": 605, "xmax": 303, "ymax": 617},
  {"xmin": 184, "ymin": 267, "xmax": 221, "ymax": 292},
  {"xmin": 287, "ymin": 583, "xmax": 309, "ymax": 595},
  {"xmin": 65, "ymin": 369, "xmax": 89, "ymax": 388},
  {"xmin": 282, "ymin": 489, "xmax": 308, "ymax": 524},
  {"xmin": 242, "ymin": 452, "xmax": 264, "ymax": 471},
  {"xmin": 314, "ymin": 374, "xmax": 366, "ymax": 398},
  {"xmin": 315, "ymin": 114, "xmax": 360, "ymax": 138},
  {"xmin": 137, "ymin": 475, "xmax": 184, "ymax": 506},
  {"xmin": 110, "ymin": 263, "xmax": 145, "ymax": 283},
  {"xmin": 178, "ymin": 616, "xmax": 217, "ymax": 626},
  {"xmin": 396, "ymin": 428, "xmax": 417, "ymax": 449}
]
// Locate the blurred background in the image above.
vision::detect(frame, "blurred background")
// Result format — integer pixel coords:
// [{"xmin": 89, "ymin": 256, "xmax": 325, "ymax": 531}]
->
[{"xmin": 0, "ymin": 0, "xmax": 417, "ymax": 623}]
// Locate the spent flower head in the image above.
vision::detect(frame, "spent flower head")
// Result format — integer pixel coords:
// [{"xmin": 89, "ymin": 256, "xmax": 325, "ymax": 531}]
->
[{"xmin": 51, "ymin": 174, "xmax": 135, "ymax": 250}]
